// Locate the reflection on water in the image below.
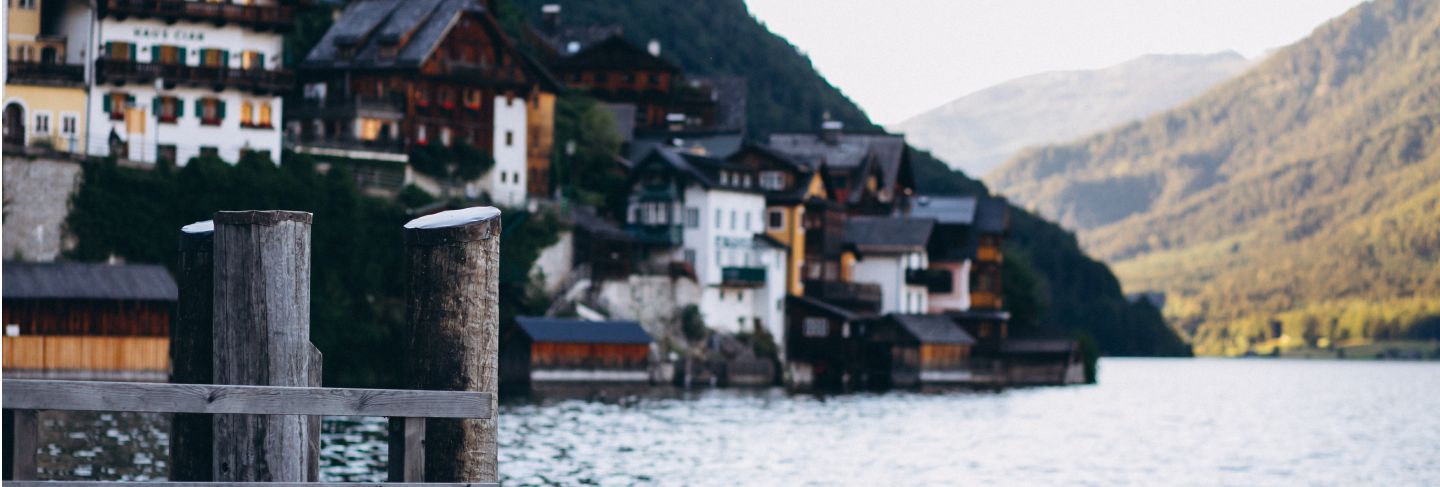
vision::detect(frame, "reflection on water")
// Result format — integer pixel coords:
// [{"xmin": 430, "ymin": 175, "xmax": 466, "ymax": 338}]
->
[{"xmin": 28, "ymin": 359, "xmax": 1440, "ymax": 485}]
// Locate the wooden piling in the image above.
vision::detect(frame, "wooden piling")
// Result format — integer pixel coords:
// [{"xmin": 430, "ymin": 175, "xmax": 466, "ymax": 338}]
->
[
  {"xmin": 400, "ymin": 207, "xmax": 502, "ymax": 483},
  {"xmin": 211, "ymin": 211, "xmax": 316, "ymax": 482},
  {"xmin": 172, "ymin": 220, "xmax": 215, "ymax": 481}
]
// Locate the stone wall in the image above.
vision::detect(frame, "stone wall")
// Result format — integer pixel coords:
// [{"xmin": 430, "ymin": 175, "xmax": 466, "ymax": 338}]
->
[{"xmin": 3, "ymin": 157, "xmax": 82, "ymax": 261}]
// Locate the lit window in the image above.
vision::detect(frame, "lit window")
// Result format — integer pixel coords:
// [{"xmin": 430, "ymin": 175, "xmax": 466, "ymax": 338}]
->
[
  {"xmin": 240, "ymin": 102, "xmax": 254, "ymax": 126},
  {"xmin": 358, "ymin": 119, "xmax": 383, "ymax": 141},
  {"xmin": 258, "ymin": 103, "xmax": 271, "ymax": 127},
  {"xmin": 240, "ymin": 51, "xmax": 264, "ymax": 70}
]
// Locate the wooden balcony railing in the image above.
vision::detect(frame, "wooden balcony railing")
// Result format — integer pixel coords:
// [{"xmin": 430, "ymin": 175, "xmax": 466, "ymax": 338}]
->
[
  {"xmin": 906, "ymin": 268, "xmax": 953, "ymax": 293},
  {"xmin": 721, "ymin": 266, "xmax": 766, "ymax": 287},
  {"xmin": 6, "ymin": 62, "xmax": 84, "ymax": 86},
  {"xmin": 101, "ymin": 0, "xmax": 295, "ymax": 31},
  {"xmin": 95, "ymin": 58, "xmax": 294, "ymax": 94},
  {"xmin": 804, "ymin": 280, "xmax": 882, "ymax": 310}
]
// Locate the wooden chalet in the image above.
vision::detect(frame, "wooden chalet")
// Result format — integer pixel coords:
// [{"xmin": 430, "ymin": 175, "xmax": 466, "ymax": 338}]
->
[
  {"xmin": 970, "ymin": 197, "xmax": 1009, "ymax": 310},
  {"xmin": 767, "ymin": 123, "xmax": 915, "ymax": 216},
  {"xmin": 2, "ymin": 262, "xmax": 177, "ymax": 380},
  {"xmin": 500, "ymin": 317, "xmax": 654, "ymax": 388},
  {"xmin": 569, "ymin": 205, "xmax": 635, "ymax": 282},
  {"xmin": 550, "ymin": 36, "xmax": 719, "ymax": 133},
  {"xmin": 293, "ymin": 0, "xmax": 560, "ymax": 196},
  {"xmin": 861, "ymin": 314, "xmax": 977, "ymax": 388}
]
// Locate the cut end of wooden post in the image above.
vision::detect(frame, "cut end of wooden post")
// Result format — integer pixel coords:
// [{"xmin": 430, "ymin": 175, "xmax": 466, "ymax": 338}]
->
[
  {"xmin": 404, "ymin": 207, "xmax": 501, "ymax": 230},
  {"xmin": 181, "ymin": 220, "xmax": 215, "ymax": 235},
  {"xmin": 214, "ymin": 210, "xmax": 314, "ymax": 226},
  {"xmin": 403, "ymin": 207, "xmax": 502, "ymax": 246}
]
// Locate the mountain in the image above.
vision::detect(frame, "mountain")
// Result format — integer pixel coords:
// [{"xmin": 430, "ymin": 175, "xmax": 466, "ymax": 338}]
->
[
  {"xmin": 499, "ymin": 0, "xmax": 877, "ymax": 136},
  {"xmin": 988, "ymin": 0, "xmax": 1440, "ymax": 354},
  {"xmin": 891, "ymin": 52, "xmax": 1251, "ymax": 177}
]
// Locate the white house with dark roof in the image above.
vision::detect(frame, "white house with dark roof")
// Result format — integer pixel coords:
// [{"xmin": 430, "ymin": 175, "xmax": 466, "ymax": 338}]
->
[
  {"xmin": 624, "ymin": 147, "xmax": 786, "ymax": 337},
  {"xmin": 86, "ymin": 0, "xmax": 294, "ymax": 165},
  {"xmin": 845, "ymin": 216, "xmax": 935, "ymax": 314}
]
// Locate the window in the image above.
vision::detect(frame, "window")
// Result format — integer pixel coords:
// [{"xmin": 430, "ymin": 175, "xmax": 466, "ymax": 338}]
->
[
  {"xmin": 744, "ymin": 212, "xmax": 751, "ymax": 231},
  {"xmin": 239, "ymin": 50, "xmax": 265, "ymax": 70},
  {"xmin": 768, "ymin": 210, "xmax": 784, "ymax": 230},
  {"xmin": 417, "ymin": 125, "xmax": 428, "ymax": 145},
  {"xmin": 104, "ymin": 41, "xmax": 134, "ymax": 61},
  {"xmin": 196, "ymin": 98, "xmax": 225, "ymax": 125},
  {"xmin": 18, "ymin": 0, "xmax": 37, "ymax": 8},
  {"xmin": 358, "ymin": 118, "xmax": 384, "ymax": 141},
  {"xmin": 199, "ymin": 146, "xmax": 219, "ymax": 160},
  {"xmin": 104, "ymin": 92, "xmax": 134, "ymax": 121},
  {"xmin": 505, "ymin": 130, "xmax": 514, "ymax": 146},
  {"xmin": 685, "ymin": 207, "xmax": 699, "ymax": 228},
  {"xmin": 729, "ymin": 210, "xmax": 736, "ymax": 230},
  {"xmin": 684, "ymin": 249, "xmax": 696, "ymax": 267},
  {"xmin": 441, "ymin": 127, "xmax": 452, "ymax": 146},
  {"xmin": 153, "ymin": 96, "xmax": 181, "ymax": 123},
  {"xmin": 158, "ymin": 145, "xmax": 177, "ymax": 165},
  {"xmin": 803, "ymin": 317, "xmax": 828, "ymax": 338},
  {"xmin": 258, "ymin": 103, "xmax": 272, "ymax": 127},
  {"xmin": 155, "ymin": 45, "xmax": 186, "ymax": 65},
  {"xmin": 715, "ymin": 209, "xmax": 722, "ymax": 229},
  {"xmin": 760, "ymin": 171, "xmax": 785, "ymax": 190},
  {"xmin": 33, "ymin": 112, "xmax": 51, "ymax": 135},
  {"xmin": 200, "ymin": 48, "xmax": 228, "ymax": 68},
  {"xmin": 60, "ymin": 114, "xmax": 78, "ymax": 136},
  {"xmin": 240, "ymin": 102, "xmax": 254, "ymax": 126}
]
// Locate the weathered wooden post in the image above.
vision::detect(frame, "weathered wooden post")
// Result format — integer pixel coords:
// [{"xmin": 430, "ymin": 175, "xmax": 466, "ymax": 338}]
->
[
  {"xmin": 211, "ymin": 210, "xmax": 316, "ymax": 482},
  {"xmin": 397, "ymin": 207, "xmax": 502, "ymax": 483},
  {"xmin": 171, "ymin": 220, "xmax": 214, "ymax": 481}
]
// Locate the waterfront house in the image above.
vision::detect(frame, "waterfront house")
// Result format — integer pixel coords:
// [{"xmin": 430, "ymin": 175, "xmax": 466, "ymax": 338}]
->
[
  {"xmin": 623, "ymin": 147, "xmax": 785, "ymax": 338},
  {"xmin": 2, "ymin": 261, "xmax": 176, "ymax": 381},
  {"xmin": 784, "ymin": 295, "xmax": 871, "ymax": 389},
  {"xmin": 87, "ymin": 0, "xmax": 294, "ymax": 165},
  {"xmin": 909, "ymin": 195, "xmax": 977, "ymax": 312},
  {"xmin": 501, "ymin": 317, "xmax": 654, "ymax": 388},
  {"xmin": 767, "ymin": 122, "xmax": 914, "ymax": 216},
  {"xmin": 4, "ymin": 0, "xmax": 89, "ymax": 155},
  {"xmin": 969, "ymin": 197, "xmax": 1009, "ymax": 310},
  {"xmin": 550, "ymin": 35, "xmax": 720, "ymax": 134},
  {"xmin": 294, "ymin": 0, "xmax": 557, "ymax": 203},
  {"xmin": 862, "ymin": 313, "xmax": 977, "ymax": 388},
  {"xmin": 845, "ymin": 216, "xmax": 935, "ymax": 314},
  {"xmin": 999, "ymin": 338, "xmax": 1084, "ymax": 385}
]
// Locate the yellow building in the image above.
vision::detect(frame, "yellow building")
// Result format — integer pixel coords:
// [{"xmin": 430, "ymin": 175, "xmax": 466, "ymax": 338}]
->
[
  {"xmin": 4, "ymin": 0, "xmax": 89, "ymax": 154},
  {"xmin": 729, "ymin": 145, "xmax": 837, "ymax": 296}
]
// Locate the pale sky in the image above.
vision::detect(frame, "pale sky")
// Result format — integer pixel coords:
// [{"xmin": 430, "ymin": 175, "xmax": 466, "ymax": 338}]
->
[{"xmin": 744, "ymin": 0, "xmax": 1367, "ymax": 124}]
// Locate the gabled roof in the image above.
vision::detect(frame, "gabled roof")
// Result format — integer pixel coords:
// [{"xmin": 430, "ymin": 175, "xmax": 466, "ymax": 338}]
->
[
  {"xmin": 306, "ymin": 0, "xmax": 478, "ymax": 69},
  {"xmin": 532, "ymin": 24, "xmax": 625, "ymax": 58},
  {"xmin": 514, "ymin": 317, "xmax": 653, "ymax": 345},
  {"xmin": 636, "ymin": 147, "xmax": 759, "ymax": 193},
  {"xmin": 910, "ymin": 196, "xmax": 978, "ymax": 225},
  {"xmin": 630, "ymin": 132, "xmax": 744, "ymax": 162},
  {"xmin": 754, "ymin": 233, "xmax": 788, "ymax": 250},
  {"xmin": 890, "ymin": 314, "xmax": 976, "ymax": 345},
  {"xmin": 766, "ymin": 132, "xmax": 909, "ymax": 202},
  {"xmin": 844, "ymin": 216, "xmax": 934, "ymax": 253},
  {"xmin": 552, "ymin": 35, "xmax": 680, "ymax": 73},
  {"xmin": 570, "ymin": 205, "xmax": 631, "ymax": 242},
  {"xmin": 3, "ymin": 262, "xmax": 178, "ymax": 301}
]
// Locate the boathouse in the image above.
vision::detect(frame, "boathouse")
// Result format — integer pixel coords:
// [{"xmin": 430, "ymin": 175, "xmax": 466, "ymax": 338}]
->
[
  {"xmin": 1001, "ymin": 338, "xmax": 1084, "ymax": 385},
  {"xmin": 863, "ymin": 314, "xmax": 977, "ymax": 388},
  {"xmin": 2, "ymin": 261, "xmax": 177, "ymax": 380},
  {"xmin": 784, "ymin": 295, "xmax": 870, "ymax": 389},
  {"xmin": 501, "ymin": 317, "xmax": 654, "ymax": 387}
]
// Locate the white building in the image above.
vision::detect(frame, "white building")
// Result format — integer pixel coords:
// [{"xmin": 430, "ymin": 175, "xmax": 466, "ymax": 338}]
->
[
  {"xmin": 845, "ymin": 216, "xmax": 935, "ymax": 314},
  {"xmin": 481, "ymin": 94, "xmax": 529, "ymax": 206},
  {"xmin": 626, "ymin": 148, "xmax": 788, "ymax": 338},
  {"xmin": 85, "ymin": 1, "xmax": 289, "ymax": 165}
]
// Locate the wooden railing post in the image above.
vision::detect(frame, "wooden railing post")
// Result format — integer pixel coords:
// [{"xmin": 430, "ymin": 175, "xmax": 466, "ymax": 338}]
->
[
  {"xmin": 3, "ymin": 409, "xmax": 38, "ymax": 480},
  {"xmin": 171, "ymin": 220, "xmax": 214, "ymax": 482},
  {"xmin": 211, "ymin": 210, "xmax": 316, "ymax": 482},
  {"xmin": 400, "ymin": 207, "xmax": 501, "ymax": 483}
]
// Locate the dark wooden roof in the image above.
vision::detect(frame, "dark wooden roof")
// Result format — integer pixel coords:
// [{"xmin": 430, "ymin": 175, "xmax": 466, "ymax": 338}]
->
[
  {"xmin": 910, "ymin": 196, "xmax": 978, "ymax": 225},
  {"xmin": 636, "ymin": 147, "xmax": 759, "ymax": 193},
  {"xmin": 515, "ymin": 317, "xmax": 653, "ymax": 345},
  {"xmin": 890, "ymin": 314, "xmax": 976, "ymax": 345},
  {"xmin": 787, "ymin": 295, "xmax": 860, "ymax": 321},
  {"xmin": 974, "ymin": 196, "xmax": 1009, "ymax": 234},
  {"xmin": 305, "ymin": 0, "xmax": 476, "ymax": 69},
  {"xmin": 844, "ymin": 216, "xmax": 934, "ymax": 253},
  {"xmin": 766, "ymin": 132, "xmax": 909, "ymax": 204},
  {"xmin": 553, "ymin": 36, "xmax": 680, "ymax": 73},
  {"xmin": 3, "ymin": 262, "xmax": 177, "ymax": 301}
]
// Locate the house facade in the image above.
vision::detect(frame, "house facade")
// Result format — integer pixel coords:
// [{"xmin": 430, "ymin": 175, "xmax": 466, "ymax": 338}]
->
[
  {"xmin": 86, "ymin": 0, "xmax": 292, "ymax": 165},
  {"xmin": 845, "ymin": 216, "xmax": 935, "ymax": 314},
  {"xmin": 4, "ymin": 0, "xmax": 90, "ymax": 154}
]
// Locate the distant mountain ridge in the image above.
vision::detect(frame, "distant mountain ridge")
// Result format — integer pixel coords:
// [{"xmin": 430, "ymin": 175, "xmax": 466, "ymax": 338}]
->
[
  {"xmin": 892, "ymin": 52, "xmax": 1251, "ymax": 177},
  {"xmin": 987, "ymin": 0, "xmax": 1440, "ymax": 354}
]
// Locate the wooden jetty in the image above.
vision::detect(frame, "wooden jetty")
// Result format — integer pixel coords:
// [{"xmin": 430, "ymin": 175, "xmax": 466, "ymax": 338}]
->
[{"xmin": 3, "ymin": 208, "xmax": 504, "ymax": 485}]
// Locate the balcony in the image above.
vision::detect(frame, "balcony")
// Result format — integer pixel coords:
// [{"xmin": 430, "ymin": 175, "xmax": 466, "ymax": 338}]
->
[
  {"xmin": 906, "ymin": 268, "xmax": 953, "ymax": 293},
  {"xmin": 96, "ymin": 59, "xmax": 293, "ymax": 94},
  {"xmin": 625, "ymin": 224, "xmax": 683, "ymax": 246},
  {"xmin": 720, "ymin": 267, "xmax": 766, "ymax": 287},
  {"xmin": 7, "ymin": 62, "xmax": 84, "ymax": 87},
  {"xmin": 102, "ymin": 0, "xmax": 295, "ymax": 31},
  {"xmin": 803, "ymin": 280, "xmax": 882, "ymax": 312},
  {"xmin": 437, "ymin": 60, "xmax": 527, "ymax": 85},
  {"xmin": 290, "ymin": 95, "xmax": 406, "ymax": 121}
]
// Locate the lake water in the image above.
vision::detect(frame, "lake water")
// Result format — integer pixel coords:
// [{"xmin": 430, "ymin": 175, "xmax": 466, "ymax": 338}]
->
[{"xmin": 29, "ymin": 358, "xmax": 1440, "ymax": 485}]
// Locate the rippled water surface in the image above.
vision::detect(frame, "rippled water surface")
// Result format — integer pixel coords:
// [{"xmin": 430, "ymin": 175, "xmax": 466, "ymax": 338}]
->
[
  {"xmin": 30, "ymin": 359, "xmax": 1440, "ymax": 485},
  {"xmin": 500, "ymin": 358, "xmax": 1440, "ymax": 486}
]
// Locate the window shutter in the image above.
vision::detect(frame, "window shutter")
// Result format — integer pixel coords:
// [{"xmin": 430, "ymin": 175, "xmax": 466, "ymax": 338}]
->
[
  {"xmin": 152, "ymin": 97, "xmax": 160, "ymax": 115},
  {"xmin": 126, "ymin": 94, "xmax": 135, "ymax": 107},
  {"xmin": 221, "ymin": 50, "xmax": 229, "ymax": 67},
  {"xmin": 103, "ymin": 93, "xmax": 112, "ymax": 112},
  {"xmin": 129, "ymin": 43, "xmax": 136, "ymax": 61},
  {"xmin": 178, "ymin": 47, "xmax": 186, "ymax": 65},
  {"xmin": 256, "ymin": 52, "xmax": 265, "ymax": 69},
  {"xmin": 176, "ymin": 98, "xmax": 184, "ymax": 117},
  {"xmin": 104, "ymin": 41, "xmax": 114, "ymax": 58},
  {"xmin": 195, "ymin": 99, "xmax": 203, "ymax": 118},
  {"xmin": 218, "ymin": 100, "xmax": 226, "ymax": 118}
]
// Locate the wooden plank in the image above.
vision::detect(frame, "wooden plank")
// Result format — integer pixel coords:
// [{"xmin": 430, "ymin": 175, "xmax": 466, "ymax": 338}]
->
[
  {"xmin": 173, "ymin": 220, "xmax": 215, "ymax": 482},
  {"xmin": 388, "ymin": 417, "xmax": 426, "ymax": 482},
  {"xmin": 213, "ymin": 210, "xmax": 315, "ymax": 482},
  {"xmin": 1, "ymin": 380, "xmax": 491, "ymax": 419},
  {"xmin": 7, "ymin": 409, "xmax": 38, "ymax": 480},
  {"xmin": 5, "ymin": 482, "xmax": 496, "ymax": 487}
]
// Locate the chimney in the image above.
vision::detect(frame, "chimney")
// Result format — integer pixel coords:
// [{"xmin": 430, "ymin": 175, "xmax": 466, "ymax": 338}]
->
[
  {"xmin": 541, "ymin": 4, "xmax": 561, "ymax": 34},
  {"xmin": 821, "ymin": 118, "xmax": 843, "ymax": 144},
  {"xmin": 647, "ymin": 39, "xmax": 661, "ymax": 57}
]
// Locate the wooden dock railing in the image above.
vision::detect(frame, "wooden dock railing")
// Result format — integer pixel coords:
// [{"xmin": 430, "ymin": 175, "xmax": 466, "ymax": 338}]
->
[
  {"xmin": 2, "ymin": 379, "xmax": 494, "ymax": 486},
  {"xmin": 2, "ymin": 207, "xmax": 503, "ymax": 486}
]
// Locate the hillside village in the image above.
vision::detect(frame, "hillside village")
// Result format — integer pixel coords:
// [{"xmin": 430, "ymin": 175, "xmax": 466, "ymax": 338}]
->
[{"xmin": 3, "ymin": 0, "xmax": 1084, "ymax": 390}]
